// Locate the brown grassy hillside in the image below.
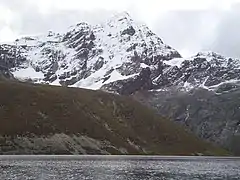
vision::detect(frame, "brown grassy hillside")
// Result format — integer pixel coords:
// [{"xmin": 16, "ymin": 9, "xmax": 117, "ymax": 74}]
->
[{"xmin": 0, "ymin": 80, "xmax": 229, "ymax": 155}]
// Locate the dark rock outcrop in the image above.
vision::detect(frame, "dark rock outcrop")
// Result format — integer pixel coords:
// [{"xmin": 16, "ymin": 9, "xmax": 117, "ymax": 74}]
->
[{"xmin": 103, "ymin": 67, "xmax": 153, "ymax": 95}]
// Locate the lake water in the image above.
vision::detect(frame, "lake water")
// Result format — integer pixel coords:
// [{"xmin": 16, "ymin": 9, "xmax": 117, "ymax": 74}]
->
[{"xmin": 0, "ymin": 155, "xmax": 240, "ymax": 180}]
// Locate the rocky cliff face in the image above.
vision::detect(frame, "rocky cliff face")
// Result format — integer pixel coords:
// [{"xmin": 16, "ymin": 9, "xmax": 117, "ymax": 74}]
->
[
  {"xmin": 0, "ymin": 45, "xmax": 16, "ymax": 79},
  {"xmin": 1, "ymin": 12, "xmax": 240, "ymax": 154},
  {"xmin": 134, "ymin": 88, "xmax": 240, "ymax": 155}
]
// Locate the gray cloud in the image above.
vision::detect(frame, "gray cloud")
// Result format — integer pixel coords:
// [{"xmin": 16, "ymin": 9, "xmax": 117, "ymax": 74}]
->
[
  {"xmin": 1, "ymin": 0, "xmax": 240, "ymax": 58},
  {"xmin": 152, "ymin": 10, "xmax": 220, "ymax": 56},
  {"xmin": 12, "ymin": 10, "xmax": 113, "ymax": 35},
  {"xmin": 0, "ymin": 0, "xmax": 114, "ymax": 36},
  {"xmin": 209, "ymin": 4, "xmax": 240, "ymax": 58},
  {"xmin": 153, "ymin": 4, "xmax": 240, "ymax": 58}
]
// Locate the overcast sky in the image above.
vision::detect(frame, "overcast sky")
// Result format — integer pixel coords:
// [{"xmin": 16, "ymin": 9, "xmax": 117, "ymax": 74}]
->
[{"xmin": 0, "ymin": 0, "xmax": 240, "ymax": 58}]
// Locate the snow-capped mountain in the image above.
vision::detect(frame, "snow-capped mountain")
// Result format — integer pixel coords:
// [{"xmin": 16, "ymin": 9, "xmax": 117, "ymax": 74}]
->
[
  {"xmin": 1, "ymin": 12, "xmax": 240, "ymax": 95},
  {"xmin": 0, "ymin": 12, "xmax": 180, "ymax": 92}
]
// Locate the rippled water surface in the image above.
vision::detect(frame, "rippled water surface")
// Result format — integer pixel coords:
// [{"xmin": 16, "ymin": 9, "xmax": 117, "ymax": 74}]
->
[{"xmin": 0, "ymin": 156, "xmax": 240, "ymax": 180}]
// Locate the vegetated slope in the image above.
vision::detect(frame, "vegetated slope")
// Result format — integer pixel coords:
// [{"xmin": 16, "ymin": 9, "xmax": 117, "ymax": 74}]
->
[{"xmin": 0, "ymin": 80, "xmax": 228, "ymax": 155}]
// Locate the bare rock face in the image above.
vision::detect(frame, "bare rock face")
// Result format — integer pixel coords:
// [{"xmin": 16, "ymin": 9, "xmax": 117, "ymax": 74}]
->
[{"xmin": 0, "ymin": 45, "xmax": 22, "ymax": 79}]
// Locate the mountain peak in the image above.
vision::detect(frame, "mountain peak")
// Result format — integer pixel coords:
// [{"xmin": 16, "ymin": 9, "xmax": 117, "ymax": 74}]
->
[
  {"xmin": 111, "ymin": 11, "xmax": 132, "ymax": 21},
  {"xmin": 104, "ymin": 12, "xmax": 135, "ymax": 30}
]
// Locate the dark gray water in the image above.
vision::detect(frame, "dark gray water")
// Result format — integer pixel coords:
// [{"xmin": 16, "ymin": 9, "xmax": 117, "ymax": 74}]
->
[{"xmin": 0, "ymin": 156, "xmax": 240, "ymax": 180}]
